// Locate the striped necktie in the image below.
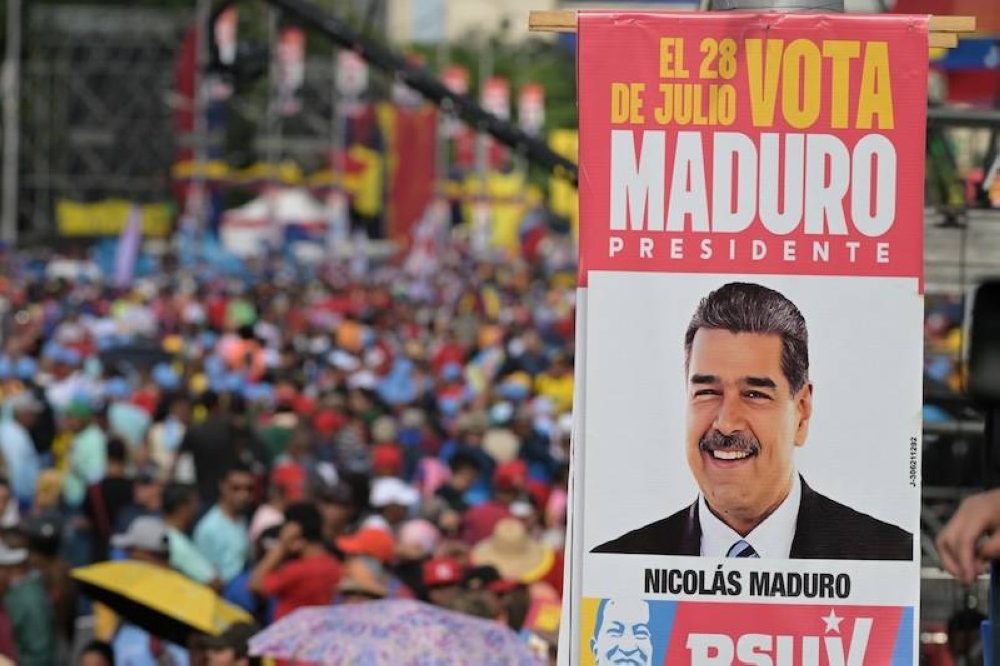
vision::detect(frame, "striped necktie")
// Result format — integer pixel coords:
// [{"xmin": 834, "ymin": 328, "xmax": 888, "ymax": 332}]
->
[{"xmin": 727, "ymin": 540, "xmax": 760, "ymax": 558}]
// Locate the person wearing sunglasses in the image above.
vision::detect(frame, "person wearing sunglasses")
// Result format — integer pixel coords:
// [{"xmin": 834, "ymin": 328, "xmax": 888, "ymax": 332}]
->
[{"xmin": 193, "ymin": 462, "xmax": 255, "ymax": 586}]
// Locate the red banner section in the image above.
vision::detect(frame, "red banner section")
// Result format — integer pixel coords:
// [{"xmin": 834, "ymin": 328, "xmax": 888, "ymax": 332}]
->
[
  {"xmin": 666, "ymin": 602, "xmax": 908, "ymax": 666},
  {"xmin": 577, "ymin": 13, "xmax": 929, "ymax": 287}
]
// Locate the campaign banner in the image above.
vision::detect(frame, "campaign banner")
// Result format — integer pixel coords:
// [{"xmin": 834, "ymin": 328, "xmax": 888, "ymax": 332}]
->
[
  {"xmin": 336, "ymin": 50, "xmax": 369, "ymax": 99},
  {"xmin": 275, "ymin": 27, "xmax": 305, "ymax": 116},
  {"xmin": 567, "ymin": 12, "xmax": 928, "ymax": 666},
  {"xmin": 214, "ymin": 7, "xmax": 238, "ymax": 67},
  {"xmin": 519, "ymin": 82, "xmax": 547, "ymax": 136},
  {"xmin": 442, "ymin": 65, "xmax": 470, "ymax": 139},
  {"xmin": 481, "ymin": 77, "xmax": 512, "ymax": 167},
  {"xmin": 482, "ymin": 77, "xmax": 512, "ymax": 120},
  {"xmin": 442, "ymin": 65, "xmax": 470, "ymax": 96}
]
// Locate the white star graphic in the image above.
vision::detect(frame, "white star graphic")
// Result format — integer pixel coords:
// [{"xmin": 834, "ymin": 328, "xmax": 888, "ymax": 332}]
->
[{"xmin": 822, "ymin": 609, "xmax": 844, "ymax": 634}]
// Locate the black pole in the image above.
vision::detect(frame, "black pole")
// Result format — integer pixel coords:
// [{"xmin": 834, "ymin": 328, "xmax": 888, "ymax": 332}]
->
[{"xmin": 210, "ymin": 0, "xmax": 579, "ymax": 186}]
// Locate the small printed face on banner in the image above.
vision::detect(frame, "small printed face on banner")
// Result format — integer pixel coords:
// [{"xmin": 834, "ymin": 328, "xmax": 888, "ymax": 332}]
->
[
  {"xmin": 482, "ymin": 77, "xmax": 511, "ymax": 120},
  {"xmin": 519, "ymin": 83, "xmax": 546, "ymax": 135},
  {"xmin": 277, "ymin": 28, "xmax": 305, "ymax": 65},
  {"xmin": 336, "ymin": 51, "xmax": 368, "ymax": 98},
  {"xmin": 214, "ymin": 7, "xmax": 238, "ymax": 66},
  {"xmin": 588, "ymin": 598, "xmax": 654, "ymax": 666},
  {"xmin": 442, "ymin": 65, "xmax": 470, "ymax": 96}
]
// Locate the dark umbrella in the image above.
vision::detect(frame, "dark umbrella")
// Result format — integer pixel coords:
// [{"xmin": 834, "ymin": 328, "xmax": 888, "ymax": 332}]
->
[{"xmin": 98, "ymin": 344, "xmax": 173, "ymax": 372}]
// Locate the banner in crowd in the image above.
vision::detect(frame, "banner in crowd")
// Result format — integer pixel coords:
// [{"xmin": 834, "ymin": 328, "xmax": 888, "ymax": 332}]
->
[
  {"xmin": 481, "ymin": 77, "xmax": 512, "ymax": 167},
  {"xmin": 565, "ymin": 12, "xmax": 928, "ymax": 666},
  {"xmin": 378, "ymin": 102, "xmax": 438, "ymax": 243},
  {"xmin": 519, "ymin": 82, "xmax": 546, "ymax": 136},
  {"xmin": 57, "ymin": 200, "xmax": 174, "ymax": 237},
  {"xmin": 214, "ymin": 7, "xmax": 238, "ymax": 66},
  {"xmin": 442, "ymin": 65, "xmax": 470, "ymax": 139},
  {"xmin": 276, "ymin": 27, "xmax": 306, "ymax": 116},
  {"xmin": 337, "ymin": 50, "xmax": 369, "ymax": 100}
]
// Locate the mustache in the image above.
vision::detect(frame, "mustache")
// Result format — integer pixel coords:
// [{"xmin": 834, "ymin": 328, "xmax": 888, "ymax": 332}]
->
[
  {"xmin": 700, "ymin": 429, "xmax": 761, "ymax": 455},
  {"xmin": 606, "ymin": 650, "xmax": 648, "ymax": 665}
]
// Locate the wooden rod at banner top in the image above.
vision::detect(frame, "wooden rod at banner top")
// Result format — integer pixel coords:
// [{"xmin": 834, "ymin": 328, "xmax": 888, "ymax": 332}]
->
[{"xmin": 528, "ymin": 10, "xmax": 976, "ymax": 48}]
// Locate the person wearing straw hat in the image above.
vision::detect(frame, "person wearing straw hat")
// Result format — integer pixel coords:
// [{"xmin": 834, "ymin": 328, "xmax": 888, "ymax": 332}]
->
[
  {"xmin": 336, "ymin": 557, "xmax": 391, "ymax": 605},
  {"xmin": 470, "ymin": 518, "xmax": 556, "ymax": 588}
]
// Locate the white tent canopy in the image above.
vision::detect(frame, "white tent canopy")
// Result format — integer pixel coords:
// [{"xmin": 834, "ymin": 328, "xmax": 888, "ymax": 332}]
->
[{"xmin": 220, "ymin": 187, "xmax": 334, "ymax": 257}]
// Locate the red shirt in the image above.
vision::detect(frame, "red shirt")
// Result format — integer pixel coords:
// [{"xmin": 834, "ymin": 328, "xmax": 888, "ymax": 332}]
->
[
  {"xmin": 0, "ymin": 607, "xmax": 16, "ymax": 662},
  {"xmin": 262, "ymin": 552, "xmax": 342, "ymax": 620}
]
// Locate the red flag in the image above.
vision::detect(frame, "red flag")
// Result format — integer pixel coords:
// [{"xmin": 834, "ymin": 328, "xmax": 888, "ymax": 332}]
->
[{"xmin": 380, "ymin": 104, "xmax": 438, "ymax": 244}]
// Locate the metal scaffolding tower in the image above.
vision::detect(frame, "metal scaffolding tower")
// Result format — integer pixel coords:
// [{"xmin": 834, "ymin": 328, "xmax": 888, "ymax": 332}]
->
[{"xmin": 17, "ymin": 5, "xmax": 192, "ymax": 242}]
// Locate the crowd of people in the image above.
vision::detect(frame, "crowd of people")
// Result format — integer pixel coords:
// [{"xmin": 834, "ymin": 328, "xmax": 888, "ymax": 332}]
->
[{"xmin": 0, "ymin": 228, "xmax": 578, "ymax": 664}]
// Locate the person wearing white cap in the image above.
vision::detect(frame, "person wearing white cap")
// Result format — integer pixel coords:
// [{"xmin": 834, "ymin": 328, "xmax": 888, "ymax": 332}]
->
[
  {"xmin": 109, "ymin": 516, "xmax": 190, "ymax": 666},
  {"xmin": 364, "ymin": 478, "xmax": 419, "ymax": 533},
  {"xmin": 110, "ymin": 515, "xmax": 171, "ymax": 563},
  {"xmin": 0, "ymin": 539, "xmax": 54, "ymax": 666},
  {"xmin": 0, "ymin": 392, "xmax": 43, "ymax": 508}
]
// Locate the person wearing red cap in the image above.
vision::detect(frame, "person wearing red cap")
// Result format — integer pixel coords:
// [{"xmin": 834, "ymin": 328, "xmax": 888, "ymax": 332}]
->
[
  {"xmin": 311, "ymin": 408, "xmax": 348, "ymax": 467},
  {"xmin": 335, "ymin": 527, "xmax": 416, "ymax": 600},
  {"xmin": 370, "ymin": 443, "xmax": 404, "ymax": 478},
  {"xmin": 422, "ymin": 557, "xmax": 464, "ymax": 608},
  {"xmin": 335, "ymin": 527, "xmax": 395, "ymax": 565},
  {"xmin": 460, "ymin": 460, "xmax": 527, "ymax": 545},
  {"xmin": 312, "ymin": 409, "xmax": 345, "ymax": 438}
]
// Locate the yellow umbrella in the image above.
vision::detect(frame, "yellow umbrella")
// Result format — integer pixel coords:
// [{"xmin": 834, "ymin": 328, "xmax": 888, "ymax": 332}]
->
[{"xmin": 72, "ymin": 561, "xmax": 252, "ymax": 646}]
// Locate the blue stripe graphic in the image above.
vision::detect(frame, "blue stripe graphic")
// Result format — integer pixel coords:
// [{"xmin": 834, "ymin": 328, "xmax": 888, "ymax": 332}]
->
[{"xmin": 891, "ymin": 606, "xmax": 914, "ymax": 666}]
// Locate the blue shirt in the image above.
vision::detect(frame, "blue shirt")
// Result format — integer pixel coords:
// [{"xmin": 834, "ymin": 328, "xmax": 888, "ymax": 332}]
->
[
  {"xmin": 63, "ymin": 424, "xmax": 107, "ymax": 508},
  {"xmin": 112, "ymin": 623, "xmax": 189, "ymax": 666},
  {"xmin": 193, "ymin": 506, "xmax": 249, "ymax": 584},
  {"xmin": 168, "ymin": 527, "xmax": 218, "ymax": 585},
  {"xmin": 0, "ymin": 418, "xmax": 40, "ymax": 507}
]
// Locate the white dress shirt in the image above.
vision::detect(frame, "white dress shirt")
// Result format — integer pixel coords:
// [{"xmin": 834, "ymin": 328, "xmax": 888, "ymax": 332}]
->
[{"xmin": 699, "ymin": 474, "xmax": 802, "ymax": 558}]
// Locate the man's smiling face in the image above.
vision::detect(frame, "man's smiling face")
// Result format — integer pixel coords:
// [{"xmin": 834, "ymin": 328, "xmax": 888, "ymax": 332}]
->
[
  {"xmin": 685, "ymin": 329, "xmax": 813, "ymax": 534},
  {"xmin": 591, "ymin": 599, "xmax": 652, "ymax": 666}
]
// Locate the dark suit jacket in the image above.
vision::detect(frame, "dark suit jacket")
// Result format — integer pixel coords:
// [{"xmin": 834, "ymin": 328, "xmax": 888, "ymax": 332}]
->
[{"xmin": 591, "ymin": 477, "xmax": 913, "ymax": 560}]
